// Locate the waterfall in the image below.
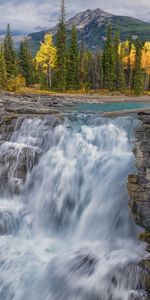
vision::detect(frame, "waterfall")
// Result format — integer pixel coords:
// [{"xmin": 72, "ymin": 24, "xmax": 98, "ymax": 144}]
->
[{"xmin": 0, "ymin": 114, "xmax": 145, "ymax": 300}]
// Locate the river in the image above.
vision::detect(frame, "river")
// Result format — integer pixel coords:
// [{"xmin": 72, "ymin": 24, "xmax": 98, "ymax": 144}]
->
[{"xmin": 0, "ymin": 110, "xmax": 146, "ymax": 300}]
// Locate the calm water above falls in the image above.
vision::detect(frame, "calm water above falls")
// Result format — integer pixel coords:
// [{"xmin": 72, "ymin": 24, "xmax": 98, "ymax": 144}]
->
[
  {"xmin": 0, "ymin": 112, "xmax": 146, "ymax": 300},
  {"xmin": 65, "ymin": 101, "xmax": 150, "ymax": 113}
]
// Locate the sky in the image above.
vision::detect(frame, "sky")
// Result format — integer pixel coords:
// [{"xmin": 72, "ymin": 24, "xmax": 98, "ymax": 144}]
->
[{"xmin": 0, "ymin": 0, "xmax": 150, "ymax": 33}]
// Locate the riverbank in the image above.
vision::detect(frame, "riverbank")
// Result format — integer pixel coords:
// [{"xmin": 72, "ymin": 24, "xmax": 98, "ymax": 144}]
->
[
  {"xmin": 12, "ymin": 90, "xmax": 150, "ymax": 103},
  {"xmin": 1, "ymin": 92, "xmax": 150, "ymax": 123}
]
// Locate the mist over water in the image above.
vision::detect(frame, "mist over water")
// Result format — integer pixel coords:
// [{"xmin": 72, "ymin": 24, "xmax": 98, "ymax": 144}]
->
[{"xmin": 0, "ymin": 114, "xmax": 145, "ymax": 300}]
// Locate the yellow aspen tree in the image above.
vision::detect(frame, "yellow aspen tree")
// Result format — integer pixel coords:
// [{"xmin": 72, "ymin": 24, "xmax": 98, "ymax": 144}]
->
[
  {"xmin": 122, "ymin": 41, "xmax": 150, "ymax": 75},
  {"xmin": 35, "ymin": 34, "xmax": 57, "ymax": 89},
  {"xmin": 142, "ymin": 42, "xmax": 150, "ymax": 75}
]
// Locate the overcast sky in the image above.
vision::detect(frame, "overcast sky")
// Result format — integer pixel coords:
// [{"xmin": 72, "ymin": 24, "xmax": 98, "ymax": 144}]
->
[{"xmin": 0, "ymin": 0, "xmax": 150, "ymax": 32}]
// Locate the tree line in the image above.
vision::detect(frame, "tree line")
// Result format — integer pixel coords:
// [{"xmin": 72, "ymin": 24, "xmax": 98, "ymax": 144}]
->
[
  {"xmin": 0, "ymin": 1, "xmax": 149, "ymax": 95},
  {"xmin": 0, "ymin": 24, "xmax": 36, "ymax": 91}
]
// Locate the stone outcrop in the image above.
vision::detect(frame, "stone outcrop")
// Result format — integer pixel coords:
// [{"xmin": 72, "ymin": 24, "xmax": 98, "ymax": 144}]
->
[
  {"xmin": 0, "ymin": 200, "xmax": 25, "ymax": 235},
  {"xmin": 0, "ymin": 93, "xmax": 64, "ymax": 195},
  {"xmin": 128, "ymin": 112, "xmax": 150, "ymax": 231},
  {"xmin": 128, "ymin": 111, "xmax": 150, "ymax": 298},
  {"xmin": 0, "ymin": 142, "xmax": 39, "ymax": 194}
]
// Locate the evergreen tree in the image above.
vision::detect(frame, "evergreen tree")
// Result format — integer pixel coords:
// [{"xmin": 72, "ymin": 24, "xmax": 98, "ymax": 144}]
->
[
  {"xmin": 4, "ymin": 24, "xmax": 18, "ymax": 78},
  {"xmin": 79, "ymin": 41, "xmax": 86, "ymax": 90},
  {"xmin": 99, "ymin": 52, "xmax": 104, "ymax": 89},
  {"xmin": 55, "ymin": 0, "xmax": 67, "ymax": 90},
  {"xmin": 19, "ymin": 39, "xmax": 35, "ymax": 86},
  {"xmin": 102, "ymin": 24, "xmax": 116, "ymax": 91},
  {"xmin": 86, "ymin": 51, "xmax": 103, "ymax": 90},
  {"xmin": 93, "ymin": 51, "xmax": 103, "ymax": 90},
  {"xmin": 133, "ymin": 39, "xmax": 144, "ymax": 95},
  {"xmin": 102, "ymin": 42, "xmax": 107, "ymax": 86},
  {"xmin": 114, "ymin": 30, "xmax": 125, "ymax": 91},
  {"xmin": 84, "ymin": 50, "xmax": 93, "ymax": 89},
  {"xmin": 79, "ymin": 47, "xmax": 103, "ymax": 91},
  {"xmin": 66, "ymin": 26, "xmax": 79, "ymax": 90},
  {"xmin": 0, "ymin": 45, "xmax": 7, "ymax": 89},
  {"xmin": 126, "ymin": 34, "xmax": 133, "ymax": 88}
]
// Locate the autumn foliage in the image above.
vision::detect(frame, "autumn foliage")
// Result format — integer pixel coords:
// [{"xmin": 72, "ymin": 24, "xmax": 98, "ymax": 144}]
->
[
  {"xmin": 35, "ymin": 34, "xmax": 57, "ymax": 88},
  {"xmin": 122, "ymin": 41, "xmax": 150, "ymax": 75},
  {"xmin": 0, "ymin": 20, "xmax": 150, "ymax": 94}
]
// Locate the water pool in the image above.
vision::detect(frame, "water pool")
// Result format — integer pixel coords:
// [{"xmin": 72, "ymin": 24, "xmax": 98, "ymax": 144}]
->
[{"xmin": 65, "ymin": 101, "xmax": 150, "ymax": 113}]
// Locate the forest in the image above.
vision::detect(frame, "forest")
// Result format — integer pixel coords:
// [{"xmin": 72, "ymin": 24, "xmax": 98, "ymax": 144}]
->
[{"xmin": 0, "ymin": 0, "xmax": 150, "ymax": 95}]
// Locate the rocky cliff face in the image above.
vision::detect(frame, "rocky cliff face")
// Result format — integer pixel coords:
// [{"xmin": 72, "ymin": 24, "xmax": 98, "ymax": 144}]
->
[
  {"xmin": 0, "ymin": 93, "xmax": 63, "ymax": 196},
  {"xmin": 66, "ymin": 8, "xmax": 112, "ymax": 30},
  {"xmin": 128, "ymin": 111, "xmax": 150, "ymax": 296},
  {"xmin": 128, "ymin": 112, "xmax": 150, "ymax": 231}
]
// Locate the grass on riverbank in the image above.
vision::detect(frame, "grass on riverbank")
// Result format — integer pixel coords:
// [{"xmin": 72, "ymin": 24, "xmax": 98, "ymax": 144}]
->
[{"xmin": 16, "ymin": 87, "xmax": 150, "ymax": 97}]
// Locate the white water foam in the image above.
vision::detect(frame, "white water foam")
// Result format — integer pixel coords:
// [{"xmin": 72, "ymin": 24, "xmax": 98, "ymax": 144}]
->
[{"xmin": 0, "ymin": 115, "xmax": 145, "ymax": 300}]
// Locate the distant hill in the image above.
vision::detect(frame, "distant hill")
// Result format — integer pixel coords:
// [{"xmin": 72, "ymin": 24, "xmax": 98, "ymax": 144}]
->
[
  {"xmin": 0, "ymin": 30, "xmax": 27, "ymax": 49},
  {"xmin": 28, "ymin": 8, "xmax": 150, "ymax": 54}
]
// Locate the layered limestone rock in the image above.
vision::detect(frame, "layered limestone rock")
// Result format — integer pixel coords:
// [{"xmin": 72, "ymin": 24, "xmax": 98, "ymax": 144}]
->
[
  {"xmin": 128, "ymin": 111, "xmax": 150, "ymax": 297},
  {"xmin": 128, "ymin": 112, "xmax": 150, "ymax": 231},
  {"xmin": 0, "ymin": 96, "xmax": 63, "ymax": 195},
  {"xmin": 0, "ymin": 142, "xmax": 39, "ymax": 194}
]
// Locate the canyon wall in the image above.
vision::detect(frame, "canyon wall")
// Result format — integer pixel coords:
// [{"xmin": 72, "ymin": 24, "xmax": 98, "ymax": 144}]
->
[{"xmin": 128, "ymin": 111, "xmax": 150, "ymax": 297}]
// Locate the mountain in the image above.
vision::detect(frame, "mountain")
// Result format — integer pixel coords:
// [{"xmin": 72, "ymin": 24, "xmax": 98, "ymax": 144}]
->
[
  {"xmin": 28, "ymin": 8, "xmax": 150, "ymax": 54},
  {"xmin": 0, "ymin": 30, "xmax": 27, "ymax": 49},
  {"xmin": 0, "ymin": 29, "xmax": 29, "ymax": 49}
]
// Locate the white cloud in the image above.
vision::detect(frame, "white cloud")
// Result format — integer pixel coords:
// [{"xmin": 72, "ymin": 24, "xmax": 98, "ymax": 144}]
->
[{"xmin": 0, "ymin": 0, "xmax": 149, "ymax": 32}]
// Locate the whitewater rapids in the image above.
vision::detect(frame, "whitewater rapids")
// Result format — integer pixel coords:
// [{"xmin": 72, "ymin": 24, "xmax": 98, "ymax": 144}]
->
[{"xmin": 0, "ymin": 114, "xmax": 145, "ymax": 300}]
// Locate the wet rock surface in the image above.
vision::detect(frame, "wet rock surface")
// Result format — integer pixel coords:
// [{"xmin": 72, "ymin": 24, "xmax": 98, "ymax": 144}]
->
[
  {"xmin": 128, "ymin": 112, "xmax": 150, "ymax": 231},
  {"xmin": 0, "ymin": 200, "xmax": 26, "ymax": 235},
  {"xmin": 0, "ymin": 92, "xmax": 64, "ymax": 122},
  {"xmin": 0, "ymin": 142, "xmax": 39, "ymax": 194},
  {"xmin": 0, "ymin": 93, "xmax": 64, "ymax": 195},
  {"xmin": 128, "ymin": 111, "xmax": 150, "ymax": 298}
]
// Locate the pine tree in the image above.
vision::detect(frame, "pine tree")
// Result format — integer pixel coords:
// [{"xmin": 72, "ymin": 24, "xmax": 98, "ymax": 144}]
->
[
  {"xmin": 86, "ymin": 51, "xmax": 95, "ymax": 90},
  {"xmin": 0, "ymin": 45, "xmax": 7, "ymax": 90},
  {"xmin": 102, "ymin": 24, "xmax": 116, "ymax": 91},
  {"xmin": 126, "ymin": 34, "xmax": 133, "ymax": 88},
  {"xmin": 55, "ymin": 0, "xmax": 67, "ymax": 90},
  {"xmin": 84, "ymin": 50, "xmax": 93, "ymax": 90},
  {"xmin": 93, "ymin": 51, "xmax": 103, "ymax": 90},
  {"xmin": 118, "ymin": 44, "xmax": 126, "ymax": 91},
  {"xmin": 4, "ymin": 24, "xmax": 18, "ymax": 78},
  {"xmin": 66, "ymin": 26, "xmax": 79, "ymax": 90},
  {"xmin": 99, "ymin": 52, "xmax": 104, "ymax": 89},
  {"xmin": 114, "ymin": 30, "xmax": 125, "ymax": 91},
  {"xmin": 133, "ymin": 39, "xmax": 144, "ymax": 95},
  {"xmin": 102, "ymin": 42, "xmax": 107, "ymax": 87},
  {"xmin": 86, "ymin": 51, "xmax": 103, "ymax": 90},
  {"xmin": 19, "ymin": 39, "xmax": 35, "ymax": 86},
  {"xmin": 79, "ymin": 41, "xmax": 86, "ymax": 90}
]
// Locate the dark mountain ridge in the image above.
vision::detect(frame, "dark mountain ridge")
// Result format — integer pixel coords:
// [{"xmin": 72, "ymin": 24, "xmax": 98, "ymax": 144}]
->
[{"xmin": 28, "ymin": 8, "xmax": 150, "ymax": 53}]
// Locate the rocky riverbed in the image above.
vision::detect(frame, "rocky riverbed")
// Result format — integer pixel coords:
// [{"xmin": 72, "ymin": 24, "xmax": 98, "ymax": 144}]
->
[{"xmin": 0, "ymin": 91, "xmax": 150, "ymax": 119}]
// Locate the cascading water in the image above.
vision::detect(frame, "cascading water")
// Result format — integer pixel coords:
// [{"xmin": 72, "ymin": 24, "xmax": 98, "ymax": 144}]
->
[{"xmin": 0, "ymin": 113, "xmax": 146, "ymax": 300}]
